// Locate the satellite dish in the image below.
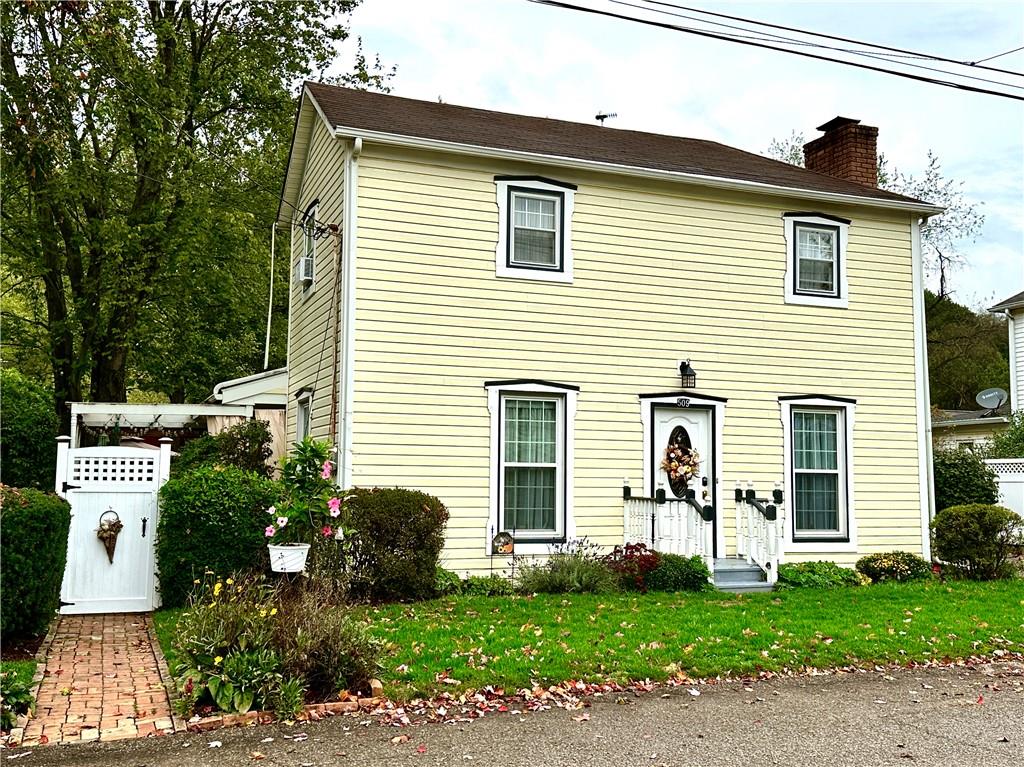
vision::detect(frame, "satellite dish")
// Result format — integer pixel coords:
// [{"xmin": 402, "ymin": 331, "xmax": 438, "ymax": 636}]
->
[{"xmin": 976, "ymin": 387, "xmax": 1009, "ymax": 411}]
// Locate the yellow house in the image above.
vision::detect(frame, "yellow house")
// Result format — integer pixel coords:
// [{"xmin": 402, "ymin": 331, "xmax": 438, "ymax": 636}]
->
[{"xmin": 278, "ymin": 83, "xmax": 942, "ymax": 588}]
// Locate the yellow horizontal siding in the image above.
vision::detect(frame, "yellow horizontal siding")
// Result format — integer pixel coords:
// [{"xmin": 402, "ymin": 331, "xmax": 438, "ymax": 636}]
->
[
  {"xmin": 286, "ymin": 118, "xmax": 345, "ymax": 446},
  {"xmin": 347, "ymin": 145, "xmax": 924, "ymax": 573}
]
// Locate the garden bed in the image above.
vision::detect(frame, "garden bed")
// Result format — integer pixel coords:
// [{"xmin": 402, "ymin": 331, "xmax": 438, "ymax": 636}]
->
[{"xmin": 155, "ymin": 580, "xmax": 1024, "ymax": 704}]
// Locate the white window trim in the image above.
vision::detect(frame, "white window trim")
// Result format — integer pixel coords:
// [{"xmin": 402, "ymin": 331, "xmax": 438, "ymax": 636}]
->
[
  {"xmin": 783, "ymin": 214, "xmax": 849, "ymax": 308},
  {"xmin": 780, "ymin": 396, "xmax": 857, "ymax": 553},
  {"xmin": 495, "ymin": 178, "xmax": 574, "ymax": 283},
  {"xmin": 295, "ymin": 389, "xmax": 313, "ymax": 442},
  {"xmin": 297, "ymin": 203, "xmax": 317, "ymax": 298},
  {"xmin": 485, "ymin": 381, "xmax": 577, "ymax": 555}
]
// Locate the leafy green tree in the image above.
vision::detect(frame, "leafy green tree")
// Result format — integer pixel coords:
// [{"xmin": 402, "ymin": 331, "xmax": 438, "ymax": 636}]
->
[
  {"xmin": 0, "ymin": 368, "xmax": 59, "ymax": 488},
  {"xmin": 988, "ymin": 411, "xmax": 1024, "ymax": 459},
  {"xmin": 1, "ymin": 1, "xmax": 390, "ymax": 426}
]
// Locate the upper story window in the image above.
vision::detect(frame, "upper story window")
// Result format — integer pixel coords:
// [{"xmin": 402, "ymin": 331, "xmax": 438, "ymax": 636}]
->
[
  {"xmin": 295, "ymin": 388, "xmax": 313, "ymax": 442},
  {"xmin": 296, "ymin": 201, "xmax": 318, "ymax": 291},
  {"xmin": 495, "ymin": 177, "xmax": 576, "ymax": 284},
  {"xmin": 782, "ymin": 213, "xmax": 850, "ymax": 308}
]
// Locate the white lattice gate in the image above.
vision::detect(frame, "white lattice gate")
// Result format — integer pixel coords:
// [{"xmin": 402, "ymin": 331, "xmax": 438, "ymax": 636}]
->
[{"xmin": 55, "ymin": 438, "xmax": 172, "ymax": 614}]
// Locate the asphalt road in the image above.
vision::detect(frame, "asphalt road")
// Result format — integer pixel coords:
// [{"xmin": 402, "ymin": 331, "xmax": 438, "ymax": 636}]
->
[{"xmin": 11, "ymin": 660, "xmax": 1024, "ymax": 767}]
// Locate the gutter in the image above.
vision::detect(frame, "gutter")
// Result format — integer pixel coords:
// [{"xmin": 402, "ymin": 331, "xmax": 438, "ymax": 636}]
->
[
  {"xmin": 338, "ymin": 137, "xmax": 361, "ymax": 488},
  {"xmin": 933, "ymin": 417, "xmax": 1010, "ymax": 428},
  {"xmin": 331, "ymin": 125, "xmax": 944, "ymax": 216}
]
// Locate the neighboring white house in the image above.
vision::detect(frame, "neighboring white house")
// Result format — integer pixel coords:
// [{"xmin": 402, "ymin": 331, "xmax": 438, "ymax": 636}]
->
[
  {"xmin": 932, "ymin": 407, "xmax": 1009, "ymax": 450},
  {"xmin": 989, "ymin": 289, "xmax": 1024, "ymax": 411}
]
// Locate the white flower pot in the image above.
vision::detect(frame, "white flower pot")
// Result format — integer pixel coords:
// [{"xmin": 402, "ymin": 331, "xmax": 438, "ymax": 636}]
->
[{"xmin": 268, "ymin": 543, "xmax": 311, "ymax": 573}]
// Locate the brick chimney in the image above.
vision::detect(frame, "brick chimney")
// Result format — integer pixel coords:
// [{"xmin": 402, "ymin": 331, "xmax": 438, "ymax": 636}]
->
[{"xmin": 803, "ymin": 117, "xmax": 878, "ymax": 187}]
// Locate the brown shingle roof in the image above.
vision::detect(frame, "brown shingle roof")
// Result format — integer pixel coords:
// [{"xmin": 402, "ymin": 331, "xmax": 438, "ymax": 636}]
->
[{"xmin": 305, "ymin": 82, "xmax": 931, "ymax": 207}]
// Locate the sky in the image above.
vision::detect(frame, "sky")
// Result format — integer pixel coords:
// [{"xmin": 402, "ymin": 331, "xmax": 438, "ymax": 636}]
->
[{"xmin": 329, "ymin": 0, "xmax": 1023, "ymax": 309}]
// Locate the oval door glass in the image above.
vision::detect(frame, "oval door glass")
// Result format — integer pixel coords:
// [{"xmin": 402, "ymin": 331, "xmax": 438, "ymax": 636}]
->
[{"xmin": 664, "ymin": 425, "xmax": 694, "ymax": 497}]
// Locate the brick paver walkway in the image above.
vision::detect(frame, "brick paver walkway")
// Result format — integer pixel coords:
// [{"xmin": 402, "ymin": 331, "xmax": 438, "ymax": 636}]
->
[{"xmin": 17, "ymin": 614, "xmax": 176, "ymax": 746}]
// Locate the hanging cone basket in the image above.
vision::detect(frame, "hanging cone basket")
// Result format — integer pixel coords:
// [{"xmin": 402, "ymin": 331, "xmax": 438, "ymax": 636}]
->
[{"xmin": 97, "ymin": 511, "xmax": 123, "ymax": 565}]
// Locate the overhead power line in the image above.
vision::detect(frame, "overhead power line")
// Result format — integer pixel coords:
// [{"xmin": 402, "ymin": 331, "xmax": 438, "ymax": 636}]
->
[
  {"xmin": 972, "ymin": 44, "xmax": 1024, "ymax": 65},
  {"xmin": 641, "ymin": 0, "xmax": 1024, "ymax": 78},
  {"xmin": 611, "ymin": 0, "xmax": 1024, "ymax": 92},
  {"xmin": 528, "ymin": 0, "xmax": 1024, "ymax": 101}
]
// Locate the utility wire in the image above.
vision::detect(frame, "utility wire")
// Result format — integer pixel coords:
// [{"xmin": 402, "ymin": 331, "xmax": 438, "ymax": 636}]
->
[
  {"xmin": 972, "ymin": 44, "xmax": 1024, "ymax": 65},
  {"xmin": 612, "ymin": 0, "xmax": 1024, "ymax": 92},
  {"xmin": 529, "ymin": 0, "xmax": 1024, "ymax": 101},
  {"xmin": 640, "ymin": 0, "xmax": 1024, "ymax": 78}
]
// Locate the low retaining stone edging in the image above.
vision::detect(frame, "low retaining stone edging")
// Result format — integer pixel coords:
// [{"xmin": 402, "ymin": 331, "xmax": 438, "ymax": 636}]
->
[{"xmin": 185, "ymin": 698, "xmax": 382, "ymax": 732}]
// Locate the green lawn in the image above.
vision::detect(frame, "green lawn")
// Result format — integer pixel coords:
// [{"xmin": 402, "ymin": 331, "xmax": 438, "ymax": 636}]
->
[
  {"xmin": 153, "ymin": 580, "xmax": 1024, "ymax": 701},
  {"xmin": 152, "ymin": 609, "xmax": 182, "ymax": 673},
  {"xmin": 0, "ymin": 660, "xmax": 37, "ymax": 688}
]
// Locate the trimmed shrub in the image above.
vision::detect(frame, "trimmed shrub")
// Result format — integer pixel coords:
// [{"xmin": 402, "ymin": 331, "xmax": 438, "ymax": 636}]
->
[
  {"xmin": 1, "ymin": 670, "xmax": 34, "ymax": 729},
  {"xmin": 777, "ymin": 561, "xmax": 860, "ymax": 589},
  {"xmin": 346, "ymin": 487, "xmax": 449, "ymax": 602},
  {"xmin": 856, "ymin": 551, "xmax": 932, "ymax": 583},
  {"xmin": 0, "ymin": 369, "xmax": 58, "ymax": 489},
  {"xmin": 157, "ymin": 467, "xmax": 282, "ymax": 607},
  {"xmin": 0, "ymin": 486, "xmax": 71, "ymax": 638},
  {"xmin": 645, "ymin": 553, "xmax": 712, "ymax": 592},
  {"xmin": 514, "ymin": 540, "xmax": 619, "ymax": 594},
  {"xmin": 603, "ymin": 543, "xmax": 661, "ymax": 592},
  {"xmin": 931, "ymin": 504, "xmax": 1023, "ymax": 580},
  {"xmin": 173, "ymin": 420, "xmax": 274, "ymax": 477},
  {"xmin": 435, "ymin": 567, "xmax": 462, "ymax": 596},
  {"xmin": 461, "ymin": 574, "xmax": 515, "ymax": 597},
  {"xmin": 932, "ymin": 446, "xmax": 998, "ymax": 512}
]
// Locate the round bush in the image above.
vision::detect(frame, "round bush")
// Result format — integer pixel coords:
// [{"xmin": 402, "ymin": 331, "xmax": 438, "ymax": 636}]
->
[
  {"xmin": 932, "ymin": 446, "xmax": 998, "ymax": 512},
  {"xmin": 157, "ymin": 466, "xmax": 282, "ymax": 607},
  {"xmin": 1, "ymin": 485, "xmax": 72, "ymax": 638},
  {"xmin": 645, "ymin": 553, "xmax": 712, "ymax": 592},
  {"xmin": 0, "ymin": 369, "xmax": 58, "ymax": 489},
  {"xmin": 777, "ymin": 561, "xmax": 860, "ymax": 589},
  {"xmin": 346, "ymin": 487, "xmax": 449, "ymax": 602},
  {"xmin": 855, "ymin": 551, "xmax": 932, "ymax": 582},
  {"xmin": 931, "ymin": 504, "xmax": 1022, "ymax": 580}
]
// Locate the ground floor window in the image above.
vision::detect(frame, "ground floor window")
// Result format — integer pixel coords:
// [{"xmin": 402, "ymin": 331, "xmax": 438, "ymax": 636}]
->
[
  {"xmin": 485, "ymin": 380, "xmax": 578, "ymax": 548},
  {"xmin": 780, "ymin": 395, "xmax": 856, "ymax": 546}
]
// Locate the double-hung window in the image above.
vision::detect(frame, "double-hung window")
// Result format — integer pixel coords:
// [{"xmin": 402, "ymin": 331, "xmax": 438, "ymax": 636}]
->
[
  {"xmin": 295, "ymin": 389, "xmax": 312, "ymax": 442},
  {"xmin": 780, "ymin": 395, "xmax": 856, "ymax": 548},
  {"xmin": 783, "ymin": 213, "xmax": 850, "ymax": 308},
  {"xmin": 494, "ymin": 177, "xmax": 576, "ymax": 283},
  {"xmin": 296, "ymin": 201, "xmax": 317, "ymax": 290},
  {"xmin": 502, "ymin": 396, "xmax": 561, "ymax": 533},
  {"xmin": 486, "ymin": 380, "xmax": 578, "ymax": 550}
]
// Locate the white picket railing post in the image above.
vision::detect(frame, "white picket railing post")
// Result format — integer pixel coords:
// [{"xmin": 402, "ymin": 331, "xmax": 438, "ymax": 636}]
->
[
  {"xmin": 157, "ymin": 437, "xmax": 173, "ymax": 487},
  {"xmin": 55, "ymin": 436, "xmax": 71, "ymax": 499}
]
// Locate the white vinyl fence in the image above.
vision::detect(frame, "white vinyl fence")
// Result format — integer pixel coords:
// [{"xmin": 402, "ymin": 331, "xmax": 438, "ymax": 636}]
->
[{"xmin": 985, "ymin": 459, "xmax": 1024, "ymax": 516}]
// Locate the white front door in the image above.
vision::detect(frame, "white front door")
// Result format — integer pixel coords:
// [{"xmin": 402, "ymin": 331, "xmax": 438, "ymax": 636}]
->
[
  {"xmin": 59, "ymin": 447, "xmax": 161, "ymax": 614},
  {"xmin": 652, "ymin": 406, "xmax": 713, "ymax": 500}
]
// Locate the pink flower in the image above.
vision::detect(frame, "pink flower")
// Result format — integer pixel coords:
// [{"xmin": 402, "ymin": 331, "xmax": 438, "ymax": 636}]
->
[
  {"xmin": 321, "ymin": 460, "xmax": 333, "ymax": 479},
  {"xmin": 321, "ymin": 525, "xmax": 333, "ymax": 537},
  {"xmin": 264, "ymin": 525, "xmax": 275, "ymax": 537},
  {"xmin": 265, "ymin": 505, "xmax": 276, "ymax": 515},
  {"xmin": 327, "ymin": 497, "xmax": 342, "ymax": 517},
  {"xmin": 276, "ymin": 516, "xmax": 288, "ymax": 528}
]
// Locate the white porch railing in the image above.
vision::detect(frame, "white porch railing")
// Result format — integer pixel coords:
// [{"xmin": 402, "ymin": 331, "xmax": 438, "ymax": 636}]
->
[
  {"xmin": 734, "ymin": 481, "xmax": 786, "ymax": 585},
  {"xmin": 623, "ymin": 491, "xmax": 713, "ymax": 562}
]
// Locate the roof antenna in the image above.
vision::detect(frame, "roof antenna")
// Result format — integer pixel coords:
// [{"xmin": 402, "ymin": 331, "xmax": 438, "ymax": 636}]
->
[{"xmin": 595, "ymin": 111, "xmax": 618, "ymax": 126}]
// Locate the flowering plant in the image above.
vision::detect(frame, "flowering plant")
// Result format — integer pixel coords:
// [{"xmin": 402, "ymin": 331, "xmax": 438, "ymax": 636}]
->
[
  {"xmin": 660, "ymin": 442, "xmax": 700, "ymax": 490},
  {"xmin": 264, "ymin": 438, "xmax": 351, "ymax": 544}
]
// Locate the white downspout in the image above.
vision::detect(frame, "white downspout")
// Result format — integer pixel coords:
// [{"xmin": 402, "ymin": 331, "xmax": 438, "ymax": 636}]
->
[
  {"xmin": 911, "ymin": 217, "xmax": 935, "ymax": 558},
  {"xmin": 338, "ymin": 137, "xmax": 361, "ymax": 488}
]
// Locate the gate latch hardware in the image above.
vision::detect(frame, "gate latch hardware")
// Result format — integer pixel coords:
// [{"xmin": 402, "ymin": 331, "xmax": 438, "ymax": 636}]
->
[{"xmin": 62, "ymin": 482, "xmax": 81, "ymax": 493}]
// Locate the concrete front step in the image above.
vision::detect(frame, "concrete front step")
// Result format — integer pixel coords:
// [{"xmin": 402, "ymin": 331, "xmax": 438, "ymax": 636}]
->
[{"xmin": 713, "ymin": 557, "xmax": 773, "ymax": 593}]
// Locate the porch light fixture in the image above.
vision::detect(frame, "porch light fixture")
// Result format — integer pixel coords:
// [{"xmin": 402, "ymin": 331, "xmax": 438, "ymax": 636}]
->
[{"xmin": 679, "ymin": 359, "xmax": 697, "ymax": 389}]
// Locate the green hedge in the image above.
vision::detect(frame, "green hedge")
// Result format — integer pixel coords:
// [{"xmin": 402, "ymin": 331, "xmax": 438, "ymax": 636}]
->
[
  {"xmin": 931, "ymin": 504, "xmax": 1022, "ymax": 580},
  {"xmin": 0, "ymin": 369, "xmax": 58, "ymax": 489},
  {"xmin": 157, "ymin": 467, "xmax": 282, "ymax": 607},
  {"xmin": 932, "ymin": 446, "xmax": 998, "ymax": 512},
  {"xmin": 1, "ymin": 486, "xmax": 71, "ymax": 638},
  {"xmin": 777, "ymin": 561, "xmax": 860, "ymax": 589},
  {"xmin": 645, "ymin": 553, "xmax": 712, "ymax": 592},
  {"xmin": 346, "ymin": 487, "xmax": 449, "ymax": 602}
]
